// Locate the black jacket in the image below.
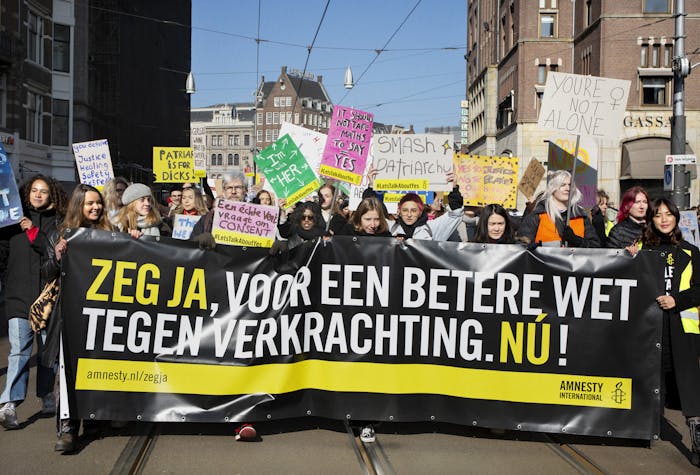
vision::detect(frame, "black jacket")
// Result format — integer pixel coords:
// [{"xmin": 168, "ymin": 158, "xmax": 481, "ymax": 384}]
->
[
  {"xmin": 606, "ymin": 217, "xmax": 645, "ymax": 249},
  {"xmin": 0, "ymin": 207, "xmax": 61, "ymax": 319}
]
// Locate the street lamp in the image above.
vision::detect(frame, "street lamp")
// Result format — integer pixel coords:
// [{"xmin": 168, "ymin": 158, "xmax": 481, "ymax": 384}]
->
[
  {"xmin": 344, "ymin": 66, "xmax": 354, "ymax": 89},
  {"xmin": 186, "ymin": 71, "xmax": 196, "ymax": 94}
]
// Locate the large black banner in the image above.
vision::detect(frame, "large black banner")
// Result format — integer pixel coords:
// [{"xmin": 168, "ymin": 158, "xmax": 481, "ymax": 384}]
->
[{"xmin": 61, "ymin": 228, "xmax": 664, "ymax": 439}]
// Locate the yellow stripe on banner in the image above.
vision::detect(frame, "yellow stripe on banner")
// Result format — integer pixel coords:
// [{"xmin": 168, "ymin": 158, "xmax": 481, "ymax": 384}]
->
[
  {"xmin": 375, "ymin": 179, "xmax": 430, "ymax": 191},
  {"xmin": 75, "ymin": 358, "xmax": 632, "ymax": 410}
]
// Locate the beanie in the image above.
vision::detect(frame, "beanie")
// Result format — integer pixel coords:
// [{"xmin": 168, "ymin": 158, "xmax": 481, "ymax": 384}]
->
[
  {"xmin": 121, "ymin": 183, "xmax": 152, "ymax": 206},
  {"xmin": 398, "ymin": 193, "xmax": 425, "ymax": 212}
]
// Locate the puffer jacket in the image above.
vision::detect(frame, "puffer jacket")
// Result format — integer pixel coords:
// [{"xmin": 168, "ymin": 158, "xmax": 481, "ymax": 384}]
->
[{"xmin": 606, "ymin": 217, "xmax": 645, "ymax": 249}]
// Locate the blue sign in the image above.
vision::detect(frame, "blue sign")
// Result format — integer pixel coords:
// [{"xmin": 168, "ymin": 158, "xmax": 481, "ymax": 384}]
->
[{"xmin": 0, "ymin": 143, "xmax": 22, "ymax": 228}]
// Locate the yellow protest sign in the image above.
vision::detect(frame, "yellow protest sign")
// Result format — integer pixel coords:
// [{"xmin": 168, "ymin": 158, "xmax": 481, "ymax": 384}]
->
[
  {"xmin": 453, "ymin": 154, "xmax": 519, "ymax": 208},
  {"xmin": 153, "ymin": 147, "xmax": 196, "ymax": 183}
]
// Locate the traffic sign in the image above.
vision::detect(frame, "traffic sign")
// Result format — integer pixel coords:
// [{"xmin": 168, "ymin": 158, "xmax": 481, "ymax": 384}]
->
[
  {"xmin": 665, "ymin": 154, "xmax": 697, "ymax": 165},
  {"xmin": 664, "ymin": 164, "xmax": 674, "ymax": 191}
]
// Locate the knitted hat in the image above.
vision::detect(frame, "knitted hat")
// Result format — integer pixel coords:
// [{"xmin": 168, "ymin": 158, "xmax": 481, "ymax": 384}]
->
[
  {"xmin": 121, "ymin": 183, "xmax": 152, "ymax": 206},
  {"xmin": 398, "ymin": 193, "xmax": 425, "ymax": 212}
]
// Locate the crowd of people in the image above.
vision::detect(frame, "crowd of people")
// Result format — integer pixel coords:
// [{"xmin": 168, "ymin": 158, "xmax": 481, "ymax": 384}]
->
[{"xmin": 0, "ymin": 169, "xmax": 698, "ymax": 461}]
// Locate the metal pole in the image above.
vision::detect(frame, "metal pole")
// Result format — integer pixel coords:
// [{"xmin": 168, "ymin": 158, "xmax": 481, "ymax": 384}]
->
[
  {"xmin": 565, "ymin": 134, "xmax": 581, "ymax": 226},
  {"xmin": 671, "ymin": 0, "xmax": 688, "ymax": 208}
]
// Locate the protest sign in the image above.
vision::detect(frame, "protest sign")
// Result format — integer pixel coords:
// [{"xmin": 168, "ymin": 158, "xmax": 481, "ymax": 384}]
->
[
  {"xmin": 680, "ymin": 211, "xmax": 700, "ymax": 247},
  {"xmin": 212, "ymin": 199, "xmax": 278, "ymax": 247},
  {"xmin": 263, "ymin": 123, "xmax": 326, "ymax": 199},
  {"xmin": 254, "ymin": 134, "xmax": 320, "ymax": 208},
  {"xmin": 72, "ymin": 139, "xmax": 114, "ymax": 188},
  {"xmin": 538, "ymin": 72, "xmax": 631, "ymax": 140},
  {"xmin": 547, "ymin": 142, "xmax": 598, "ymax": 209},
  {"xmin": 171, "ymin": 214, "xmax": 201, "ymax": 240},
  {"xmin": 190, "ymin": 127, "xmax": 207, "ymax": 178},
  {"xmin": 373, "ymin": 134, "xmax": 454, "ymax": 192},
  {"xmin": 0, "ymin": 143, "xmax": 22, "ymax": 228},
  {"xmin": 63, "ymin": 230, "xmax": 663, "ymax": 440},
  {"xmin": 453, "ymin": 154, "xmax": 519, "ymax": 208},
  {"xmin": 153, "ymin": 147, "xmax": 196, "ymax": 183},
  {"xmin": 319, "ymin": 105, "xmax": 373, "ymax": 185},
  {"xmin": 518, "ymin": 159, "xmax": 546, "ymax": 200}
]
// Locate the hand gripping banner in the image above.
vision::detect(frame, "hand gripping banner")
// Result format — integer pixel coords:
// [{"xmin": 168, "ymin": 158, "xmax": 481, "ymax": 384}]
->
[{"xmin": 61, "ymin": 229, "xmax": 664, "ymax": 439}]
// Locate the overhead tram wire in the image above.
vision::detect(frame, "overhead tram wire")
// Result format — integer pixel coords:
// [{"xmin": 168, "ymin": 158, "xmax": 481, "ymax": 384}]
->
[
  {"xmin": 290, "ymin": 0, "xmax": 333, "ymax": 113},
  {"xmin": 338, "ymin": 0, "xmax": 423, "ymax": 105}
]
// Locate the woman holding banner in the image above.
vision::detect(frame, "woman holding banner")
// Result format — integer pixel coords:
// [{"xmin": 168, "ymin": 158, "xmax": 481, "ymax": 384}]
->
[
  {"xmin": 277, "ymin": 201, "xmax": 326, "ymax": 249},
  {"xmin": 41, "ymin": 184, "xmax": 113, "ymax": 452},
  {"xmin": 473, "ymin": 204, "xmax": 516, "ymax": 244},
  {"xmin": 0, "ymin": 175, "xmax": 66, "ymax": 430},
  {"xmin": 116, "ymin": 183, "xmax": 169, "ymax": 238},
  {"xmin": 171, "ymin": 186, "xmax": 209, "ymax": 217},
  {"xmin": 637, "ymin": 198, "xmax": 700, "ymax": 464},
  {"xmin": 517, "ymin": 170, "xmax": 600, "ymax": 247},
  {"xmin": 606, "ymin": 186, "xmax": 649, "ymax": 249},
  {"xmin": 338, "ymin": 196, "xmax": 391, "ymax": 237}
]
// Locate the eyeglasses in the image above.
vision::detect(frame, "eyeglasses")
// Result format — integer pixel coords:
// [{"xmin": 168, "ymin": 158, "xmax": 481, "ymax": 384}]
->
[
  {"xmin": 225, "ymin": 185, "xmax": 244, "ymax": 191},
  {"xmin": 301, "ymin": 214, "xmax": 314, "ymax": 221}
]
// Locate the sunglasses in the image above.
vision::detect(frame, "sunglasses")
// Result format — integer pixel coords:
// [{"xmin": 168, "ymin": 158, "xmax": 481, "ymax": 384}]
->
[{"xmin": 301, "ymin": 214, "xmax": 314, "ymax": 221}]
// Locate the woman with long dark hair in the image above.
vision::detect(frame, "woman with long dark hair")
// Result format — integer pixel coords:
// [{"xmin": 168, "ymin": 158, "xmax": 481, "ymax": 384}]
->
[
  {"xmin": 473, "ymin": 204, "xmax": 515, "ymax": 244},
  {"xmin": 640, "ymin": 198, "xmax": 700, "ymax": 463},
  {"xmin": 278, "ymin": 201, "xmax": 326, "ymax": 249}
]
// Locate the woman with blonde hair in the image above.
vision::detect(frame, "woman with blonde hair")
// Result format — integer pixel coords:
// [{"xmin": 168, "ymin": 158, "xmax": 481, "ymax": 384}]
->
[
  {"xmin": 101, "ymin": 176, "xmax": 129, "ymax": 225},
  {"xmin": 517, "ymin": 170, "xmax": 600, "ymax": 247},
  {"xmin": 116, "ymin": 183, "xmax": 165, "ymax": 237},
  {"xmin": 171, "ymin": 186, "xmax": 208, "ymax": 216}
]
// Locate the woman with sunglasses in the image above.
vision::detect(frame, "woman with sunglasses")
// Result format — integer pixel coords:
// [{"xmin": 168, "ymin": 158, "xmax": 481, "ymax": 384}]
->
[{"xmin": 277, "ymin": 201, "xmax": 326, "ymax": 249}]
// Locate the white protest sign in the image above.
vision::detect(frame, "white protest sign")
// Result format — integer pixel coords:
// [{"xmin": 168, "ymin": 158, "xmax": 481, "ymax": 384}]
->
[
  {"xmin": 372, "ymin": 134, "xmax": 454, "ymax": 192},
  {"xmin": 72, "ymin": 139, "xmax": 114, "ymax": 188},
  {"xmin": 538, "ymin": 72, "xmax": 630, "ymax": 140},
  {"xmin": 680, "ymin": 210, "xmax": 700, "ymax": 247},
  {"xmin": 171, "ymin": 214, "xmax": 201, "ymax": 240},
  {"xmin": 349, "ymin": 156, "xmax": 374, "ymax": 211}
]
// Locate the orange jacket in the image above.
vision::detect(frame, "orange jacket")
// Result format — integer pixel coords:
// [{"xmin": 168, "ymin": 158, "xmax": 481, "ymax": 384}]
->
[{"xmin": 535, "ymin": 213, "xmax": 584, "ymax": 244}]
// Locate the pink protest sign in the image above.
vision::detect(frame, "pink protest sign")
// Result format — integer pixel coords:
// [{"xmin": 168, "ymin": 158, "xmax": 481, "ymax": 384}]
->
[
  {"xmin": 319, "ymin": 105, "xmax": 373, "ymax": 185},
  {"xmin": 211, "ymin": 200, "xmax": 279, "ymax": 248}
]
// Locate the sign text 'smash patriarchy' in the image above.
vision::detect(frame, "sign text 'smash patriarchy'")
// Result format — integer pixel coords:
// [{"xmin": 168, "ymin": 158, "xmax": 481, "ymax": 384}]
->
[
  {"xmin": 453, "ymin": 154, "xmax": 519, "ymax": 208},
  {"xmin": 320, "ymin": 105, "xmax": 373, "ymax": 185},
  {"xmin": 212, "ymin": 199, "xmax": 278, "ymax": 247},
  {"xmin": 72, "ymin": 139, "xmax": 115, "ymax": 188},
  {"xmin": 254, "ymin": 134, "xmax": 320, "ymax": 208},
  {"xmin": 373, "ymin": 134, "xmax": 454, "ymax": 192},
  {"xmin": 153, "ymin": 147, "xmax": 196, "ymax": 183},
  {"xmin": 0, "ymin": 143, "xmax": 22, "ymax": 228},
  {"xmin": 538, "ymin": 72, "xmax": 631, "ymax": 140}
]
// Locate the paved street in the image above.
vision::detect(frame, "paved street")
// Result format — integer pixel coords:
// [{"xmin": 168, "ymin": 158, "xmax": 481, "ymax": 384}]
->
[{"xmin": 0, "ymin": 335, "xmax": 698, "ymax": 474}]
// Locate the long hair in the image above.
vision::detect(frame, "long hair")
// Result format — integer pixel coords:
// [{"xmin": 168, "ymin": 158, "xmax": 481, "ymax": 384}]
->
[
  {"xmin": 60, "ymin": 184, "xmax": 113, "ymax": 236},
  {"xmin": 116, "ymin": 193, "xmax": 161, "ymax": 231},
  {"xmin": 350, "ymin": 196, "xmax": 389, "ymax": 234},
  {"xmin": 617, "ymin": 186, "xmax": 648, "ymax": 223},
  {"xmin": 474, "ymin": 204, "xmax": 514, "ymax": 243},
  {"xmin": 102, "ymin": 176, "xmax": 129, "ymax": 213},
  {"xmin": 544, "ymin": 170, "xmax": 581, "ymax": 224},
  {"xmin": 171, "ymin": 187, "xmax": 208, "ymax": 216},
  {"xmin": 21, "ymin": 174, "xmax": 67, "ymax": 215},
  {"xmin": 289, "ymin": 201, "xmax": 325, "ymax": 233},
  {"xmin": 317, "ymin": 184, "xmax": 336, "ymax": 208},
  {"xmin": 642, "ymin": 197, "xmax": 683, "ymax": 247}
]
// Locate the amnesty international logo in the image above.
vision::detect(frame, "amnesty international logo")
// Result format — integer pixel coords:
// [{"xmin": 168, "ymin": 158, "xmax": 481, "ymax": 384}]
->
[
  {"xmin": 667, "ymin": 253, "xmax": 675, "ymax": 266},
  {"xmin": 611, "ymin": 381, "xmax": 627, "ymax": 405}
]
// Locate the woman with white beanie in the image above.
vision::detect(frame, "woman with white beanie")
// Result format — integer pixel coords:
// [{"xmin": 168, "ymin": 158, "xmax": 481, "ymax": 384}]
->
[{"xmin": 116, "ymin": 183, "xmax": 166, "ymax": 238}]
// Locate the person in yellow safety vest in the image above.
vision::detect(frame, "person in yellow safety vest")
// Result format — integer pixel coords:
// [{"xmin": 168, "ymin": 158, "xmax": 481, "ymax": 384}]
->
[
  {"xmin": 517, "ymin": 170, "xmax": 600, "ymax": 248},
  {"xmin": 635, "ymin": 197, "xmax": 700, "ymax": 465}
]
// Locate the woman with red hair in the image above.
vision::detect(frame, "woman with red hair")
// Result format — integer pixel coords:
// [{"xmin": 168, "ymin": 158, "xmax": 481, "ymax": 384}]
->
[{"xmin": 606, "ymin": 186, "xmax": 649, "ymax": 248}]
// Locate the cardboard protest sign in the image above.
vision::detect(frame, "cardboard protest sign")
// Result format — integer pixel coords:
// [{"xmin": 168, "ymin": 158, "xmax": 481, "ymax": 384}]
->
[
  {"xmin": 153, "ymin": 147, "xmax": 196, "ymax": 183},
  {"xmin": 547, "ymin": 141, "xmax": 598, "ymax": 209},
  {"xmin": 453, "ymin": 154, "xmax": 519, "ymax": 208},
  {"xmin": 263, "ymin": 123, "xmax": 326, "ymax": 199},
  {"xmin": 538, "ymin": 72, "xmax": 631, "ymax": 140},
  {"xmin": 212, "ymin": 200, "xmax": 278, "ymax": 247},
  {"xmin": 72, "ymin": 139, "xmax": 114, "ymax": 188},
  {"xmin": 171, "ymin": 214, "xmax": 201, "ymax": 240},
  {"xmin": 319, "ymin": 105, "xmax": 373, "ymax": 185},
  {"xmin": 518, "ymin": 159, "xmax": 546, "ymax": 200},
  {"xmin": 254, "ymin": 134, "xmax": 319, "ymax": 208},
  {"xmin": 680, "ymin": 211, "xmax": 700, "ymax": 247},
  {"xmin": 0, "ymin": 144, "xmax": 22, "ymax": 228},
  {"xmin": 373, "ymin": 134, "xmax": 454, "ymax": 192}
]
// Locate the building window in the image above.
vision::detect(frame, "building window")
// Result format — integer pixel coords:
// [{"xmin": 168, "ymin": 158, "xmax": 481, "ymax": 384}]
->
[
  {"xmin": 27, "ymin": 11, "xmax": 43, "ymax": 64},
  {"xmin": 256, "ymin": 112, "xmax": 262, "ymax": 125},
  {"xmin": 53, "ymin": 24, "xmax": 70, "ymax": 73},
  {"xmin": 641, "ymin": 77, "xmax": 669, "ymax": 105},
  {"xmin": 273, "ymin": 97, "xmax": 280, "ymax": 107},
  {"xmin": 651, "ymin": 45, "xmax": 660, "ymax": 67},
  {"xmin": 265, "ymin": 112, "xmax": 272, "ymax": 125},
  {"xmin": 496, "ymin": 93, "xmax": 514, "ymax": 130},
  {"xmin": 210, "ymin": 153, "xmax": 216, "ymax": 165},
  {"xmin": 643, "ymin": 0, "xmax": 670, "ymax": 13},
  {"xmin": 585, "ymin": 0, "xmax": 592, "ymax": 27},
  {"xmin": 272, "ymin": 129, "xmax": 279, "ymax": 141},
  {"xmin": 227, "ymin": 154, "xmax": 233, "ymax": 166},
  {"xmin": 664, "ymin": 45, "xmax": 672, "ymax": 67},
  {"xmin": 256, "ymin": 130, "xmax": 262, "ymax": 143},
  {"xmin": 265, "ymin": 129, "xmax": 271, "ymax": 142},
  {"xmin": 537, "ymin": 65, "xmax": 546, "ymax": 84},
  {"xmin": 217, "ymin": 154, "xmax": 222, "ymax": 166},
  {"xmin": 234, "ymin": 135, "xmax": 240, "ymax": 146},
  {"xmin": 244, "ymin": 134, "xmax": 250, "ymax": 146},
  {"xmin": 234, "ymin": 154, "xmax": 240, "ymax": 166},
  {"xmin": 52, "ymin": 99, "xmax": 69, "ymax": 146},
  {"xmin": 294, "ymin": 113, "xmax": 300, "ymax": 124},
  {"xmin": 273, "ymin": 111, "xmax": 279, "ymax": 124},
  {"xmin": 641, "ymin": 46, "xmax": 648, "ymax": 67},
  {"xmin": 228, "ymin": 135, "xmax": 234, "ymax": 146},
  {"xmin": 540, "ymin": 15, "xmax": 555, "ymax": 38},
  {"xmin": 286, "ymin": 97, "xmax": 292, "ymax": 107},
  {"xmin": 26, "ymin": 92, "xmax": 42, "ymax": 143}
]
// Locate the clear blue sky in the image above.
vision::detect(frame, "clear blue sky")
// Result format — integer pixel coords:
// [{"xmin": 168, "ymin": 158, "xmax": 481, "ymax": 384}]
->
[{"xmin": 191, "ymin": 0, "xmax": 467, "ymax": 132}]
